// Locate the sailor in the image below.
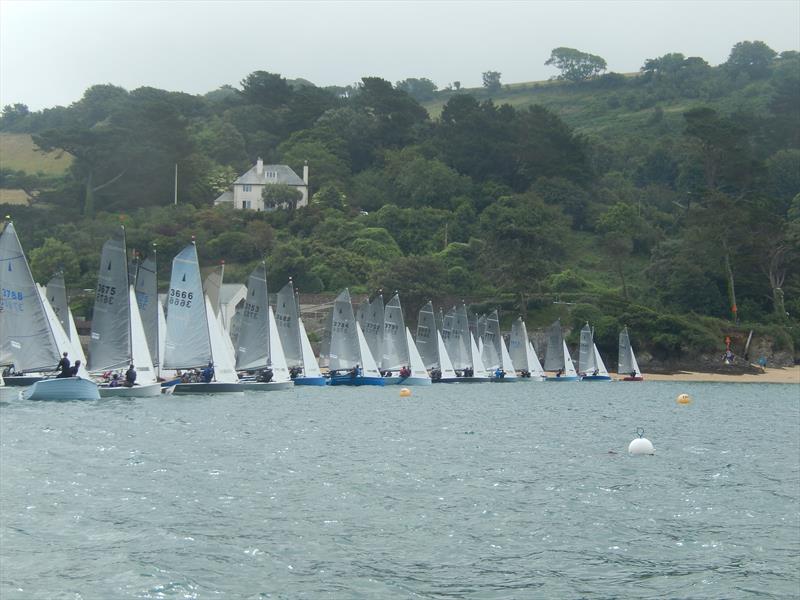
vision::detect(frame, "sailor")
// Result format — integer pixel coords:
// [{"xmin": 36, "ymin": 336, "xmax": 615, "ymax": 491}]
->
[
  {"xmin": 257, "ymin": 367, "xmax": 273, "ymax": 383},
  {"xmin": 125, "ymin": 364, "xmax": 137, "ymax": 387},
  {"xmin": 56, "ymin": 352, "xmax": 71, "ymax": 378},
  {"xmin": 202, "ymin": 362, "xmax": 214, "ymax": 383},
  {"xmin": 494, "ymin": 367, "xmax": 505, "ymax": 379},
  {"xmin": 109, "ymin": 373, "xmax": 121, "ymax": 388},
  {"xmin": 68, "ymin": 360, "xmax": 82, "ymax": 377}
]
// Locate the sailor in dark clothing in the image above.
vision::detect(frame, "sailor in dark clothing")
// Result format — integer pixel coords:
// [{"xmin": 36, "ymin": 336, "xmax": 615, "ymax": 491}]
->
[
  {"xmin": 257, "ymin": 368, "xmax": 274, "ymax": 383},
  {"xmin": 56, "ymin": 352, "xmax": 71, "ymax": 378},
  {"xmin": 68, "ymin": 360, "xmax": 82, "ymax": 377},
  {"xmin": 201, "ymin": 362, "xmax": 214, "ymax": 383},
  {"xmin": 125, "ymin": 364, "xmax": 137, "ymax": 387}
]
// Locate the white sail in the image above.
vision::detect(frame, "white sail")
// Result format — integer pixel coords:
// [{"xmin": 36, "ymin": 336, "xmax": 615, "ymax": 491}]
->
[
  {"xmin": 157, "ymin": 300, "xmax": 167, "ymax": 375},
  {"xmin": 38, "ymin": 286, "xmax": 90, "ymax": 379},
  {"xmin": 544, "ymin": 320, "xmax": 564, "ymax": 372},
  {"xmin": 275, "ymin": 280, "xmax": 302, "ymax": 367},
  {"xmin": 452, "ymin": 304, "xmax": 471, "ymax": 371},
  {"xmin": 356, "ymin": 321, "xmax": 381, "ymax": 377},
  {"xmin": 358, "ymin": 294, "xmax": 384, "ymax": 366},
  {"xmin": 415, "ymin": 301, "xmax": 438, "ymax": 369},
  {"xmin": 527, "ymin": 341, "xmax": 546, "ymax": 377},
  {"xmin": 235, "ymin": 263, "xmax": 269, "ymax": 371},
  {"xmin": 206, "ymin": 294, "xmax": 238, "ymax": 384},
  {"xmin": 563, "ymin": 340, "xmax": 578, "ymax": 378},
  {"xmin": 128, "ymin": 286, "xmax": 157, "ymax": 385},
  {"xmin": 267, "ymin": 306, "xmax": 291, "ymax": 383},
  {"xmin": 618, "ymin": 327, "xmax": 642, "ymax": 376},
  {"xmin": 436, "ymin": 330, "xmax": 458, "ymax": 379},
  {"xmin": 325, "ymin": 289, "xmax": 360, "ymax": 371},
  {"xmin": 509, "ymin": 318, "xmax": 529, "ymax": 371},
  {"xmin": 468, "ymin": 333, "xmax": 489, "ymax": 378},
  {"xmin": 67, "ymin": 308, "xmax": 86, "ymax": 365},
  {"xmin": 133, "ymin": 253, "xmax": 159, "ymax": 368},
  {"xmin": 164, "ymin": 243, "xmax": 212, "ymax": 370},
  {"xmin": 45, "ymin": 273, "xmax": 69, "ymax": 333},
  {"xmin": 592, "ymin": 344, "xmax": 610, "ymax": 377},
  {"xmin": 481, "ymin": 310, "xmax": 502, "ymax": 370},
  {"xmin": 405, "ymin": 327, "xmax": 431, "ymax": 381},
  {"xmin": 499, "ymin": 337, "xmax": 517, "ymax": 378},
  {"xmin": 298, "ymin": 317, "xmax": 322, "ymax": 377}
]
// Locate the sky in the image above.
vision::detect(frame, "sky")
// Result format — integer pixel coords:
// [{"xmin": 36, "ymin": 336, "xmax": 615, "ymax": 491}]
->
[{"xmin": 1, "ymin": 0, "xmax": 799, "ymax": 110}]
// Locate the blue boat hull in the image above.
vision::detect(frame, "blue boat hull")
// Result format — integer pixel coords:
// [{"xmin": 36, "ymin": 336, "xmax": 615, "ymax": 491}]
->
[
  {"xmin": 581, "ymin": 375, "xmax": 612, "ymax": 381},
  {"xmin": 293, "ymin": 377, "xmax": 327, "ymax": 386},
  {"xmin": 545, "ymin": 376, "xmax": 582, "ymax": 382},
  {"xmin": 329, "ymin": 375, "xmax": 386, "ymax": 386}
]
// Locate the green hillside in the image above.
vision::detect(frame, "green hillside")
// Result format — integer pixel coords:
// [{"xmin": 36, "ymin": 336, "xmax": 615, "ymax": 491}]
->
[
  {"xmin": 0, "ymin": 132, "xmax": 72, "ymax": 175},
  {"xmin": 1, "ymin": 41, "xmax": 798, "ymax": 367}
]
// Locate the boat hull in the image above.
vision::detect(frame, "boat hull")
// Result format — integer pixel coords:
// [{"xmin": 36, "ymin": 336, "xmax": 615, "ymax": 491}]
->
[
  {"xmin": 581, "ymin": 375, "xmax": 613, "ymax": 382},
  {"xmin": 329, "ymin": 375, "xmax": 386, "ymax": 386},
  {"xmin": 621, "ymin": 376, "xmax": 644, "ymax": 382},
  {"xmin": 516, "ymin": 375, "xmax": 547, "ymax": 382},
  {"xmin": 545, "ymin": 376, "xmax": 582, "ymax": 382},
  {"xmin": 431, "ymin": 377, "xmax": 464, "ymax": 384},
  {"xmin": 238, "ymin": 381, "xmax": 293, "ymax": 391},
  {"xmin": 293, "ymin": 377, "xmax": 327, "ymax": 386},
  {"xmin": 171, "ymin": 382, "xmax": 244, "ymax": 394},
  {"xmin": 382, "ymin": 375, "xmax": 431, "ymax": 386},
  {"xmin": 99, "ymin": 382, "xmax": 163, "ymax": 397},
  {"xmin": 3, "ymin": 375, "xmax": 45, "ymax": 387},
  {"xmin": 22, "ymin": 377, "xmax": 100, "ymax": 401}
]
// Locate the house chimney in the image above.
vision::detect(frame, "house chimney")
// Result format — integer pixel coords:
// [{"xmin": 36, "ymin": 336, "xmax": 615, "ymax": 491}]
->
[
  {"xmin": 303, "ymin": 160, "xmax": 309, "ymax": 185},
  {"xmin": 256, "ymin": 157, "xmax": 263, "ymax": 176}
]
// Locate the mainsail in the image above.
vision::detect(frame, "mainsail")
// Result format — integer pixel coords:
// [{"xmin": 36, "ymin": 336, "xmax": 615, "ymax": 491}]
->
[
  {"xmin": 359, "ymin": 293, "xmax": 384, "ymax": 366},
  {"xmin": 0, "ymin": 228, "xmax": 60, "ymax": 371},
  {"xmin": 275, "ymin": 280, "xmax": 302, "ymax": 367},
  {"xmin": 544, "ymin": 320, "xmax": 565, "ymax": 372},
  {"xmin": 203, "ymin": 263, "xmax": 224, "ymax": 317},
  {"xmin": 325, "ymin": 289, "xmax": 360, "ymax": 371},
  {"xmin": 89, "ymin": 227, "xmax": 131, "ymax": 372},
  {"xmin": 453, "ymin": 304, "xmax": 471, "ymax": 370},
  {"xmin": 578, "ymin": 323, "xmax": 596, "ymax": 374},
  {"xmin": 163, "ymin": 243, "xmax": 212, "ymax": 369},
  {"xmin": 133, "ymin": 252, "xmax": 159, "ymax": 368},
  {"xmin": 45, "ymin": 273, "xmax": 69, "ymax": 333},
  {"xmin": 509, "ymin": 317, "xmax": 530, "ymax": 371},
  {"xmin": 618, "ymin": 327, "xmax": 640, "ymax": 375},
  {"xmin": 382, "ymin": 293, "xmax": 407, "ymax": 370},
  {"xmin": 481, "ymin": 310, "xmax": 502, "ymax": 370},
  {"xmin": 415, "ymin": 301, "xmax": 438, "ymax": 369},
  {"xmin": 235, "ymin": 263, "xmax": 269, "ymax": 371}
]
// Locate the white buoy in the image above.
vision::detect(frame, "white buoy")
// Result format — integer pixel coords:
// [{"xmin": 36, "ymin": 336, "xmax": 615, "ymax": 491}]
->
[{"xmin": 628, "ymin": 428, "xmax": 655, "ymax": 455}]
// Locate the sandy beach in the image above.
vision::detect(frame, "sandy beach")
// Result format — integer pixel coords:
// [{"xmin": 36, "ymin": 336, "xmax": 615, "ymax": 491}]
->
[{"xmin": 625, "ymin": 365, "xmax": 800, "ymax": 384}]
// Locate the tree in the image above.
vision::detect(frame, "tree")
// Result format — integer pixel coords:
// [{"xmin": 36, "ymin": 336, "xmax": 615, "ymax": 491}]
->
[
  {"xmin": 545, "ymin": 48, "xmax": 607, "ymax": 82},
  {"xmin": 596, "ymin": 203, "xmax": 643, "ymax": 301},
  {"xmin": 29, "ymin": 238, "xmax": 80, "ymax": 284},
  {"xmin": 482, "ymin": 71, "xmax": 502, "ymax": 92},
  {"xmin": 262, "ymin": 184, "xmax": 303, "ymax": 211},
  {"xmin": 726, "ymin": 41, "xmax": 777, "ymax": 78},
  {"xmin": 239, "ymin": 71, "xmax": 293, "ymax": 107},
  {"xmin": 395, "ymin": 78, "xmax": 438, "ymax": 101}
]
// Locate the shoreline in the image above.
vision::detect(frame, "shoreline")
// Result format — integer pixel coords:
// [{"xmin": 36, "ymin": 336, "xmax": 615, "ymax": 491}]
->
[{"xmin": 618, "ymin": 366, "xmax": 799, "ymax": 384}]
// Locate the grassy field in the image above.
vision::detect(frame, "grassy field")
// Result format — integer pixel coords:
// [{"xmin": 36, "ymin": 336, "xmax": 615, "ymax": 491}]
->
[{"xmin": 0, "ymin": 133, "xmax": 72, "ymax": 175}]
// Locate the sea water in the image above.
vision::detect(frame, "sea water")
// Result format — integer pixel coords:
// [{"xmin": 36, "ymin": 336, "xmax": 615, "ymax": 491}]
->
[{"xmin": 1, "ymin": 382, "xmax": 798, "ymax": 599}]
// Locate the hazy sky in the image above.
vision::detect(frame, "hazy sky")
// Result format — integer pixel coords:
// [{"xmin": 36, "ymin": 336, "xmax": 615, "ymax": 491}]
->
[{"xmin": 1, "ymin": 0, "xmax": 798, "ymax": 110}]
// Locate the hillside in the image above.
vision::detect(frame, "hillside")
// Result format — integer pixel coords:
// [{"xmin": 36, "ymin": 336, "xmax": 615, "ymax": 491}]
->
[
  {"xmin": 0, "ymin": 133, "xmax": 72, "ymax": 175},
  {"xmin": 1, "ymin": 42, "xmax": 798, "ymax": 367}
]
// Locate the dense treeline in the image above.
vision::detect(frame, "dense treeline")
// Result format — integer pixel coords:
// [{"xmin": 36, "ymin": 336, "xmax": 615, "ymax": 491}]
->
[{"xmin": 1, "ymin": 41, "xmax": 798, "ymax": 362}]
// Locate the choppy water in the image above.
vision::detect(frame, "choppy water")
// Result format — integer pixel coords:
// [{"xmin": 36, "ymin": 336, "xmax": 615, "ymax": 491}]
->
[{"xmin": 1, "ymin": 382, "xmax": 798, "ymax": 599}]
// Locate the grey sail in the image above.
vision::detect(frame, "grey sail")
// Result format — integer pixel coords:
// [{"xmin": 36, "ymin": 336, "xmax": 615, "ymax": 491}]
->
[
  {"xmin": 578, "ymin": 323, "xmax": 596, "ymax": 374},
  {"xmin": 509, "ymin": 317, "xmax": 529, "ymax": 371},
  {"xmin": 619, "ymin": 327, "xmax": 634, "ymax": 374},
  {"xmin": 203, "ymin": 263, "xmax": 224, "ymax": 317},
  {"xmin": 0, "ymin": 222, "xmax": 61, "ymax": 371},
  {"xmin": 235, "ymin": 263, "xmax": 269, "ymax": 370},
  {"xmin": 441, "ymin": 308, "xmax": 457, "ymax": 367},
  {"xmin": 416, "ymin": 301, "xmax": 438, "ymax": 369},
  {"xmin": 163, "ymin": 243, "xmax": 212, "ymax": 369},
  {"xmin": 275, "ymin": 279, "xmax": 302, "ymax": 367},
  {"xmin": 325, "ymin": 289, "xmax": 360, "ymax": 370},
  {"xmin": 477, "ymin": 314, "xmax": 487, "ymax": 341},
  {"xmin": 46, "ymin": 272, "xmax": 69, "ymax": 333},
  {"xmin": 482, "ymin": 310, "xmax": 502, "ymax": 370},
  {"xmin": 544, "ymin": 320, "xmax": 564, "ymax": 371},
  {"xmin": 469, "ymin": 311, "xmax": 479, "ymax": 339},
  {"xmin": 359, "ymin": 293, "xmax": 384, "ymax": 366},
  {"xmin": 89, "ymin": 227, "xmax": 131, "ymax": 371},
  {"xmin": 436, "ymin": 307, "xmax": 444, "ymax": 333},
  {"xmin": 134, "ymin": 253, "xmax": 159, "ymax": 368},
  {"xmin": 382, "ymin": 293, "xmax": 407, "ymax": 370},
  {"xmin": 453, "ymin": 304, "xmax": 471, "ymax": 370}
]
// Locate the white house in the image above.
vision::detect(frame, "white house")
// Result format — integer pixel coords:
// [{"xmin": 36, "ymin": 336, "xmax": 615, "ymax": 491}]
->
[{"xmin": 214, "ymin": 158, "xmax": 309, "ymax": 210}]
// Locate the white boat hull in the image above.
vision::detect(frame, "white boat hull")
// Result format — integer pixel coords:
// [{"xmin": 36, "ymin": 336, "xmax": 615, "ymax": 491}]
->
[
  {"xmin": 22, "ymin": 377, "xmax": 100, "ymax": 401},
  {"xmin": 98, "ymin": 382, "xmax": 163, "ymax": 397}
]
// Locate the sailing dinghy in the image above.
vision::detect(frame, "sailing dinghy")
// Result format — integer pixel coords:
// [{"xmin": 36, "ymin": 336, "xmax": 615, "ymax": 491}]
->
[
  {"xmin": 508, "ymin": 317, "xmax": 546, "ymax": 381},
  {"xmin": 235, "ymin": 264, "xmax": 292, "ymax": 391},
  {"xmin": 163, "ymin": 242, "xmax": 241, "ymax": 394},
  {"xmin": 578, "ymin": 323, "xmax": 612, "ymax": 381},
  {"xmin": 380, "ymin": 293, "xmax": 430, "ymax": 385},
  {"xmin": 544, "ymin": 320, "xmax": 580, "ymax": 381},
  {"xmin": 618, "ymin": 327, "xmax": 644, "ymax": 381},
  {"xmin": 0, "ymin": 222, "xmax": 99, "ymax": 400},
  {"xmin": 275, "ymin": 279, "xmax": 325, "ymax": 385},
  {"xmin": 89, "ymin": 227, "xmax": 161, "ymax": 397},
  {"xmin": 324, "ymin": 289, "xmax": 385, "ymax": 386},
  {"xmin": 416, "ymin": 301, "xmax": 459, "ymax": 383}
]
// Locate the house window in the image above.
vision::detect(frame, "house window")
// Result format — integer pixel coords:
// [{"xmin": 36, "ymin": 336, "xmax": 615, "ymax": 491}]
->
[
  {"xmin": 242, "ymin": 200, "xmax": 251, "ymax": 209},
  {"xmin": 242, "ymin": 184, "xmax": 252, "ymax": 192},
  {"xmin": 267, "ymin": 171, "xmax": 277, "ymax": 179}
]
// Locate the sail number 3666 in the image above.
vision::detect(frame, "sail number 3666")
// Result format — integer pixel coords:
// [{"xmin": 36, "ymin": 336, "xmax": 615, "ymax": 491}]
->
[{"xmin": 169, "ymin": 288, "xmax": 193, "ymax": 308}]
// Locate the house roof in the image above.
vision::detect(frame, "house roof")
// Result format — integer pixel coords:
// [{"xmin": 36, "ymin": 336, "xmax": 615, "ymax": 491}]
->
[
  {"xmin": 214, "ymin": 190, "xmax": 234, "ymax": 204},
  {"xmin": 234, "ymin": 164, "xmax": 305, "ymax": 187}
]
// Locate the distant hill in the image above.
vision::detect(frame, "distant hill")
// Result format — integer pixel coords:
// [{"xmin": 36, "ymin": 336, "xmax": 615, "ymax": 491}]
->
[{"xmin": 0, "ymin": 133, "xmax": 72, "ymax": 175}]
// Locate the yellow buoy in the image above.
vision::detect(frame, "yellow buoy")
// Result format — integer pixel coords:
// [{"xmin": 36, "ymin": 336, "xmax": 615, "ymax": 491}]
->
[
  {"xmin": 677, "ymin": 393, "xmax": 692, "ymax": 404},
  {"xmin": 399, "ymin": 387, "xmax": 411, "ymax": 397}
]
